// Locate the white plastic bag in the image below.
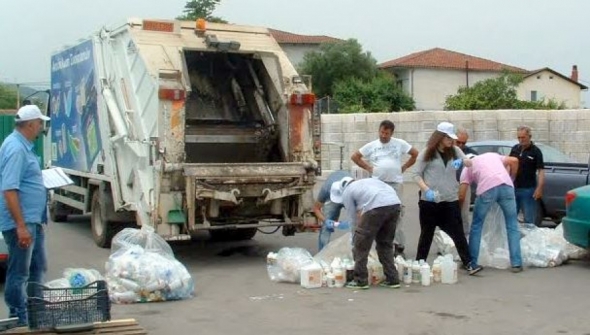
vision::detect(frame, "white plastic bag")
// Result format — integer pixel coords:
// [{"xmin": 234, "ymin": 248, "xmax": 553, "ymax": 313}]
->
[
  {"xmin": 106, "ymin": 227, "xmax": 194, "ymax": 303},
  {"xmin": 553, "ymin": 224, "xmax": 590, "ymax": 260},
  {"xmin": 478, "ymin": 204, "xmax": 510, "ymax": 269},
  {"xmin": 521, "ymin": 227, "xmax": 568, "ymax": 267},
  {"xmin": 267, "ymin": 247, "xmax": 314, "ymax": 283}
]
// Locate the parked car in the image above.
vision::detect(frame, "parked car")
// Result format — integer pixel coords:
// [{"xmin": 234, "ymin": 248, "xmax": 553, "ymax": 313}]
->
[
  {"xmin": 468, "ymin": 140, "xmax": 589, "ymax": 226},
  {"xmin": 0, "ymin": 233, "xmax": 7, "ymax": 282},
  {"xmin": 562, "ymin": 185, "xmax": 590, "ymax": 248}
]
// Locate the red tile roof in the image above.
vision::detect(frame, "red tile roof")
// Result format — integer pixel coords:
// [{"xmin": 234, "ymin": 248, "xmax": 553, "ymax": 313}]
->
[
  {"xmin": 379, "ymin": 47, "xmax": 527, "ymax": 73},
  {"xmin": 269, "ymin": 28, "xmax": 343, "ymax": 45}
]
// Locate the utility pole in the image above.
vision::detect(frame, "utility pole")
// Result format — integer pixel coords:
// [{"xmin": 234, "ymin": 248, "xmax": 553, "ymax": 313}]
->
[{"xmin": 16, "ymin": 83, "xmax": 20, "ymax": 109}]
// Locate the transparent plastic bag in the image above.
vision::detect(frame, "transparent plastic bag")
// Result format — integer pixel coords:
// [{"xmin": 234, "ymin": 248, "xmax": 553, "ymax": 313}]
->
[
  {"xmin": 521, "ymin": 227, "xmax": 568, "ymax": 267},
  {"xmin": 111, "ymin": 225, "xmax": 174, "ymax": 259},
  {"xmin": 313, "ymin": 232, "xmax": 354, "ymax": 264},
  {"xmin": 478, "ymin": 204, "xmax": 510, "ymax": 269},
  {"xmin": 553, "ymin": 224, "xmax": 590, "ymax": 260},
  {"xmin": 106, "ymin": 227, "xmax": 194, "ymax": 303},
  {"xmin": 63, "ymin": 268, "xmax": 104, "ymax": 287},
  {"xmin": 267, "ymin": 247, "xmax": 314, "ymax": 283}
]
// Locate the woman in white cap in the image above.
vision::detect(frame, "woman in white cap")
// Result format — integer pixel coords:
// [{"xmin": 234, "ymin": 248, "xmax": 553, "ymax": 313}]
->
[{"xmin": 411, "ymin": 122, "xmax": 482, "ymax": 275}]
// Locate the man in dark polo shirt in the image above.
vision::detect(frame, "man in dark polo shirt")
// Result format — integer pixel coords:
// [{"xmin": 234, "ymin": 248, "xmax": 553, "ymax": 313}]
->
[{"xmin": 509, "ymin": 125, "xmax": 545, "ymax": 226}]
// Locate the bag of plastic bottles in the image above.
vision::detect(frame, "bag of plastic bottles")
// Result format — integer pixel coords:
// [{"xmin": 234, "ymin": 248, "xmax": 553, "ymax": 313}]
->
[
  {"xmin": 106, "ymin": 227, "xmax": 194, "ymax": 303},
  {"xmin": 521, "ymin": 227, "xmax": 568, "ymax": 267},
  {"xmin": 267, "ymin": 247, "xmax": 314, "ymax": 283},
  {"xmin": 478, "ymin": 204, "xmax": 510, "ymax": 269}
]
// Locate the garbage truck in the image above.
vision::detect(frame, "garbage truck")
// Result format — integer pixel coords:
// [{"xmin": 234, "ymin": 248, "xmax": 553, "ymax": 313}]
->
[{"xmin": 47, "ymin": 18, "xmax": 321, "ymax": 248}]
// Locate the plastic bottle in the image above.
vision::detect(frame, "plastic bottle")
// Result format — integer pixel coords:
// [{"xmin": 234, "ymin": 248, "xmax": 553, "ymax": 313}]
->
[
  {"xmin": 345, "ymin": 262, "xmax": 354, "ymax": 283},
  {"xmin": 403, "ymin": 261, "xmax": 412, "ymax": 284},
  {"xmin": 432, "ymin": 259, "xmax": 442, "ymax": 283},
  {"xmin": 326, "ymin": 273, "xmax": 336, "ymax": 288},
  {"xmin": 411, "ymin": 261, "xmax": 421, "ymax": 284},
  {"xmin": 420, "ymin": 263, "xmax": 431, "ymax": 286}
]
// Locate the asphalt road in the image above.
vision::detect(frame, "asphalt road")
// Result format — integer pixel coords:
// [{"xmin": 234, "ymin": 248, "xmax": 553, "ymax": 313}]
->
[{"xmin": 2, "ymin": 183, "xmax": 590, "ymax": 335}]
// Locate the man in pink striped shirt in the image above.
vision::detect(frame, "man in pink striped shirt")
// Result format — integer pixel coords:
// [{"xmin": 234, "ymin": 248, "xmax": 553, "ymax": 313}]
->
[{"xmin": 459, "ymin": 153, "xmax": 523, "ymax": 273}]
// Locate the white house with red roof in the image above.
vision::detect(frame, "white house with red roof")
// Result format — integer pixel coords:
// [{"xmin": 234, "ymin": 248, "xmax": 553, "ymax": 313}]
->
[
  {"xmin": 269, "ymin": 29, "xmax": 343, "ymax": 67},
  {"xmin": 379, "ymin": 48, "xmax": 587, "ymax": 110}
]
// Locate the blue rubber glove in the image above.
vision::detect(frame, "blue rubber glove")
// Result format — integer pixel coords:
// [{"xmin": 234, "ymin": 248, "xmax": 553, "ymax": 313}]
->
[
  {"xmin": 324, "ymin": 219, "xmax": 336, "ymax": 233},
  {"xmin": 425, "ymin": 189, "xmax": 436, "ymax": 202},
  {"xmin": 452, "ymin": 158, "xmax": 463, "ymax": 170}
]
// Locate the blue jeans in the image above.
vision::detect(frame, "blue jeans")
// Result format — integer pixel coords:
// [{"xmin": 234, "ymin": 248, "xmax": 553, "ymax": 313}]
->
[
  {"xmin": 469, "ymin": 185, "xmax": 522, "ymax": 267},
  {"xmin": 318, "ymin": 201, "xmax": 344, "ymax": 251},
  {"xmin": 2, "ymin": 223, "xmax": 47, "ymax": 325},
  {"xmin": 515, "ymin": 187, "xmax": 537, "ymax": 225}
]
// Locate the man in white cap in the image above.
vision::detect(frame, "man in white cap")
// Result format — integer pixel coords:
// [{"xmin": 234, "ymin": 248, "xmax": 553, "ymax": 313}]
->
[
  {"xmin": 330, "ymin": 176, "xmax": 402, "ymax": 289},
  {"xmin": 0, "ymin": 104, "xmax": 50, "ymax": 326}
]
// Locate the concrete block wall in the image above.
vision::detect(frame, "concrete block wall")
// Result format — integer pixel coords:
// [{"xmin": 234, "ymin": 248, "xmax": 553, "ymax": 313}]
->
[{"xmin": 320, "ymin": 110, "xmax": 590, "ymax": 176}]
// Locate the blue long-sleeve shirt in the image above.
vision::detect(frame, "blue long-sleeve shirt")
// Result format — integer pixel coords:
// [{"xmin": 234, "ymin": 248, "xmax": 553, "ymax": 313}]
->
[{"xmin": 341, "ymin": 178, "xmax": 401, "ymax": 228}]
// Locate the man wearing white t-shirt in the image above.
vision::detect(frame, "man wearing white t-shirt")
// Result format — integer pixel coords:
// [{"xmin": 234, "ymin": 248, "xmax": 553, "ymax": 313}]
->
[{"xmin": 351, "ymin": 120, "xmax": 419, "ymax": 256}]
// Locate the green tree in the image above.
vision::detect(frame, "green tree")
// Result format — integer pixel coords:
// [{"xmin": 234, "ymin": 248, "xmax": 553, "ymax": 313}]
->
[
  {"xmin": 0, "ymin": 84, "xmax": 17, "ymax": 109},
  {"xmin": 445, "ymin": 72, "xmax": 567, "ymax": 110},
  {"xmin": 177, "ymin": 0, "xmax": 227, "ymax": 23},
  {"xmin": 333, "ymin": 73, "xmax": 415, "ymax": 113},
  {"xmin": 299, "ymin": 39, "xmax": 378, "ymax": 97}
]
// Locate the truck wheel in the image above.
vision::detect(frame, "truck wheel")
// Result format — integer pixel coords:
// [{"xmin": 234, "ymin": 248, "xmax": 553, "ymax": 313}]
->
[
  {"xmin": 49, "ymin": 201, "xmax": 68, "ymax": 223},
  {"xmin": 210, "ymin": 228, "xmax": 257, "ymax": 241},
  {"xmin": 91, "ymin": 191, "xmax": 115, "ymax": 248}
]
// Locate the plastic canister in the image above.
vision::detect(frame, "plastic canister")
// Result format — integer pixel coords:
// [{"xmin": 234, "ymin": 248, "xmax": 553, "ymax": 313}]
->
[
  {"xmin": 403, "ymin": 261, "xmax": 412, "ymax": 284},
  {"xmin": 300, "ymin": 262, "xmax": 323, "ymax": 289},
  {"xmin": 345, "ymin": 262, "xmax": 354, "ymax": 283},
  {"xmin": 411, "ymin": 261, "xmax": 421, "ymax": 284},
  {"xmin": 420, "ymin": 263, "xmax": 431, "ymax": 286},
  {"xmin": 441, "ymin": 257, "xmax": 456, "ymax": 284},
  {"xmin": 369, "ymin": 262, "xmax": 384, "ymax": 285},
  {"xmin": 432, "ymin": 260, "xmax": 442, "ymax": 283},
  {"xmin": 326, "ymin": 273, "xmax": 336, "ymax": 288}
]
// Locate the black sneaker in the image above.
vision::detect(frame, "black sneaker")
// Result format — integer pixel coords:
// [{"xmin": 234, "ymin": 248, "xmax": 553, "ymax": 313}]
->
[
  {"xmin": 346, "ymin": 281, "xmax": 369, "ymax": 289},
  {"xmin": 379, "ymin": 279, "xmax": 401, "ymax": 289},
  {"xmin": 465, "ymin": 264, "xmax": 483, "ymax": 276},
  {"xmin": 511, "ymin": 266, "xmax": 523, "ymax": 273}
]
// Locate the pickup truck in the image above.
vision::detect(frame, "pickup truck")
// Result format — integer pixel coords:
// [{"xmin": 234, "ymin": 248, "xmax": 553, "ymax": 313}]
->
[{"xmin": 468, "ymin": 140, "xmax": 590, "ymax": 226}]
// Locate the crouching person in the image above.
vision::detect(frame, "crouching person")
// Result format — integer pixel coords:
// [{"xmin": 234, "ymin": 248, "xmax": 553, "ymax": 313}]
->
[{"xmin": 329, "ymin": 177, "xmax": 402, "ymax": 289}]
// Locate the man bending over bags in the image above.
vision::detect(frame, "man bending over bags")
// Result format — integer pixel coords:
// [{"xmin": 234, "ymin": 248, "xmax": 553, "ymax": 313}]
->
[{"xmin": 329, "ymin": 177, "xmax": 402, "ymax": 289}]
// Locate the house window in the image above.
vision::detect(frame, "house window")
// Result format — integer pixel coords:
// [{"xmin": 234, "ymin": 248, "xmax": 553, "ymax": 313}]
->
[
  {"xmin": 536, "ymin": 75, "xmax": 541, "ymax": 79},
  {"xmin": 550, "ymin": 76, "xmax": 554, "ymax": 79},
  {"xmin": 531, "ymin": 90, "xmax": 538, "ymax": 102}
]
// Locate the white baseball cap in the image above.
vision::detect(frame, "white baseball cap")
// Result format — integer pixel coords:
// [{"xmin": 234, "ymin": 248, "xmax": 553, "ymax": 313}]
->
[
  {"xmin": 436, "ymin": 122, "xmax": 458, "ymax": 140},
  {"xmin": 330, "ymin": 176, "xmax": 354, "ymax": 204},
  {"xmin": 16, "ymin": 105, "xmax": 50, "ymax": 122}
]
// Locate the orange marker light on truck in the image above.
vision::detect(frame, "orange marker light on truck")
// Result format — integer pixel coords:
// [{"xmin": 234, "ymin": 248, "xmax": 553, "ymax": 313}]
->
[
  {"xmin": 143, "ymin": 20, "xmax": 174, "ymax": 32},
  {"xmin": 289, "ymin": 93, "xmax": 316, "ymax": 105},
  {"xmin": 159, "ymin": 88, "xmax": 186, "ymax": 101}
]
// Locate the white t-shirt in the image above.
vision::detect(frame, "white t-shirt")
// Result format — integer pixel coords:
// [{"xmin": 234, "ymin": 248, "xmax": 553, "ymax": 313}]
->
[{"xmin": 359, "ymin": 138, "xmax": 412, "ymax": 183}]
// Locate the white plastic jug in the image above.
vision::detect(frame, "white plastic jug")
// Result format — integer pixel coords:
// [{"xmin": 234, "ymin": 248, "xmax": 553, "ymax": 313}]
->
[
  {"xmin": 420, "ymin": 263, "xmax": 431, "ymax": 286},
  {"xmin": 441, "ymin": 257, "xmax": 457, "ymax": 284},
  {"xmin": 300, "ymin": 263, "xmax": 323, "ymax": 289},
  {"xmin": 432, "ymin": 259, "xmax": 442, "ymax": 283},
  {"xmin": 403, "ymin": 261, "xmax": 412, "ymax": 284}
]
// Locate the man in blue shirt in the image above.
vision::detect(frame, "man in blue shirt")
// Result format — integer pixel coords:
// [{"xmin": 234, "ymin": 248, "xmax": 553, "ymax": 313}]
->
[
  {"xmin": 0, "ymin": 105, "xmax": 50, "ymax": 326},
  {"xmin": 330, "ymin": 177, "xmax": 402, "ymax": 289},
  {"xmin": 313, "ymin": 170, "xmax": 352, "ymax": 250}
]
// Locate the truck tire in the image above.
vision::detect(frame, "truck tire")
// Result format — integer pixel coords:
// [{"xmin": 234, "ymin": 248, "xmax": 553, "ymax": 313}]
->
[
  {"xmin": 210, "ymin": 228, "xmax": 257, "ymax": 241},
  {"xmin": 91, "ymin": 191, "xmax": 116, "ymax": 248}
]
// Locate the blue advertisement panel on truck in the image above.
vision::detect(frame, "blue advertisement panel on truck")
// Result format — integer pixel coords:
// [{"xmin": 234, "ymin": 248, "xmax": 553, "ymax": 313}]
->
[{"xmin": 50, "ymin": 39, "xmax": 102, "ymax": 172}]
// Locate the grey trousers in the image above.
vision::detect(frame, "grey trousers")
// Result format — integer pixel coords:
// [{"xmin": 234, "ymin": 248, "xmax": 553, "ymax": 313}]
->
[
  {"xmin": 386, "ymin": 182, "xmax": 405, "ymax": 249},
  {"xmin": 353, "ymin": 205, "xmax": 401, "ymax": 284}
]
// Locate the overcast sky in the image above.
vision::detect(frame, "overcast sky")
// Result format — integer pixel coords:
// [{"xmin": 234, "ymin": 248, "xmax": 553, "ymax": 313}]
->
[{"xmin": 1, "ymin": 0, "xmax": 588, "ymax": 105}]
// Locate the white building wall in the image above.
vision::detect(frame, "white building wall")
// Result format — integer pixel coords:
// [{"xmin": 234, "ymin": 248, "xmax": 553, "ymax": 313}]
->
[
  {"xmin": 279, "ymin": 44, "xmax": 320, "ymax": 68},
  {"xmin": 320, "ymin": 110, "xmax": 590, "ymax": 176},
  {"xmin": 517, "ymin": 70, "xmax": 583, "ymax": 108},
  {"xmin": 410, "ymin": 68, "xmax": 500, "ymax": 110}
]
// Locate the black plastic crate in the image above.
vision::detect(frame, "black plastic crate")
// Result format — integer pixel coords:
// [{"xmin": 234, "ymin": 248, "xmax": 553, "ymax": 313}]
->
[{"xmin": 27, "ymin": 280, "xmax": 111, "ymax": 330}]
